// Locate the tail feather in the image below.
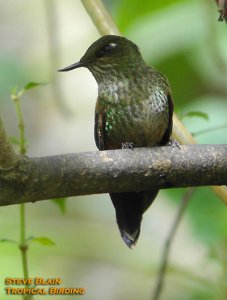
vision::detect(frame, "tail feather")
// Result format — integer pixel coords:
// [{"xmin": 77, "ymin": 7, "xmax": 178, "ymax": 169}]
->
[{"xmin": 110, "ymin": 190, "xmax": 158, "ymax": 248}]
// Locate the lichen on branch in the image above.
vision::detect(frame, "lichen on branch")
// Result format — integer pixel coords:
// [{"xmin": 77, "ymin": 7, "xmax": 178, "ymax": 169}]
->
[{"xmin": 0, "ymin": 116, "xmax": 18, "ymax": 169}]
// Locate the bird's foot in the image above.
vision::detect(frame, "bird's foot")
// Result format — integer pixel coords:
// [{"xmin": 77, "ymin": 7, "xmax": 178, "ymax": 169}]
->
[
  {"xmin": 167, "ymin": 139, "xmax": 180, "ymax": 149},
  {"xmin": 122, "ymin": 142, "xmax": 135, "ymax": 150}
]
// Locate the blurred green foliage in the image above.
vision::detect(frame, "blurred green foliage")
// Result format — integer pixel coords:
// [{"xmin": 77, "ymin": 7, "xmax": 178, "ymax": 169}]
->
[
  {"xmin": 0, "ymin": 58, "xmax": 32, "ymax": 101},
  {"xmin": 106, "ymin": 0, "xmax": 183, "ymax": 30},
  {"xmin": 1, "ymin": 0, "xmax": 227, "ymax": 299}
]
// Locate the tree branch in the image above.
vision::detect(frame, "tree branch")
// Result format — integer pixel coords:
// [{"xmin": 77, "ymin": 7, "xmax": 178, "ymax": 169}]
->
[{"xmin": 0, "ymin": 144, "xmax": 226, "ymax": 206}]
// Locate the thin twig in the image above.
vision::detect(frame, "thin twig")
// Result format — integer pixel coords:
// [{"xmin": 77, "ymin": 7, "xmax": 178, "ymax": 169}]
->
[
  {"xmin": 215, "ymin": 0, "xmax": 227, "ymax": 22},
  {"xmin": 151, "ymin": 188, "xmax": 196, "ymax": 300},
  {"xmin": 19, "ymin": 203, "xmax": 31, "ymax": 300},
  {"xmin": 81, "ymin": 0, "xmax": 120, "ymax": 35},
  {"xmin": 192, "ymin": 123, "xmax": 227, "ymax": 136},
  {"xmin": 12, "ymin": 92, "xmax": 31, "ymax": 300},
  {"xmin": 205, "ymin": 0, "xmax": 227, "ymax": 77},
  {"xmin": 13, "ymin": 95, "xmax": 26, "ymax": 155}
]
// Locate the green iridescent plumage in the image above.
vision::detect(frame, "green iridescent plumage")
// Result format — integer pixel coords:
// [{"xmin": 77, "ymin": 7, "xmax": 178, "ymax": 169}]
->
[{"xmin": 59, "ymin": 35, "xmax": 173, "ymax": 248}]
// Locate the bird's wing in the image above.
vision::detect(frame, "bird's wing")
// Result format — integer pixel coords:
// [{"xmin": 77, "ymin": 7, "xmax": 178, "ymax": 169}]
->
[
  {"xmin": 94, "ymin": 103, "xmax": 106, "ymax": 150},
  {"xmin": 160, "ymin": 92, "xmax": 174, "ymax": 145}
]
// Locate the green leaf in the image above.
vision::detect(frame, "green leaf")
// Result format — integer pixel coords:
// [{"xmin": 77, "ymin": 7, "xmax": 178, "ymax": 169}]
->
[
  {"xmin": 23, "ymin": 81, "xmax": 48, "ymax": 91},
  {"xmin": 10, "ymin": 82, "xmax": 48, "ymax": 100},
  {"xmin": 181, "ymin": 111, "xmax": 209, "ymax": 121},
  {"xmin": 51, "ymin": 198, "xmax": 67, "ymax": 214},
  {"xmin": 0, "ymin": 238, "xmax": 17, "ymax": 244},
  {"xmin": 30, "ymin": 236, "xmax": 55, "ymax": 246}
]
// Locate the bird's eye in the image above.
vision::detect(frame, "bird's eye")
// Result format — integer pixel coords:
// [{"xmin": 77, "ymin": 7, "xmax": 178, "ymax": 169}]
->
[{"xmin": 96, "ymin": 42, "xmax": 118, "ymax": 58}]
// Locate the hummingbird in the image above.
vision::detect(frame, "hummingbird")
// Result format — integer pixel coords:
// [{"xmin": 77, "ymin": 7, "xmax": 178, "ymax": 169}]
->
[{"xmin": 59, "ymin": 35, "xmax": 173, "ymax": 248}]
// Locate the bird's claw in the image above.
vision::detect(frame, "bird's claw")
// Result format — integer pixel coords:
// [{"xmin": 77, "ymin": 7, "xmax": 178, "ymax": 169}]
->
[
  {"xmin": 122, "ymin": 142, "xmax": 135, "ymax": 150},
  {"xmin": 167, "ymin": 139, "xmax": 180, "ymax": 149}
]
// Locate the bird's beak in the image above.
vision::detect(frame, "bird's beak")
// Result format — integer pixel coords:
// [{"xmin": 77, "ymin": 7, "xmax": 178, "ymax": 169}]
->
[{"xmin": 58, "ymin": 61, "xmax": 83, "ymax": 72}]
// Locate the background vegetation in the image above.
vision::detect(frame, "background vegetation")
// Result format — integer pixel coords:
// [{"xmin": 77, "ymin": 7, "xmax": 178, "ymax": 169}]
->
[{"xmin": 0, "ymin": 1, "xmax": 227, "ymax": 299}]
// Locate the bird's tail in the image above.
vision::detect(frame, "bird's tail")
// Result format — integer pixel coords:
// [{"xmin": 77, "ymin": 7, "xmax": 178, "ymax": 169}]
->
[{"xmin": 110, "ymin": 190, "xmax": 159, "ymax": 248}]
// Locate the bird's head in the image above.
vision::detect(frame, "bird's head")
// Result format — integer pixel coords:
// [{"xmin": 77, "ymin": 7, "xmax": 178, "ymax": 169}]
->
[{"xmin": 58, "ymin": 35, "xmax": 143, "ymax": 80}]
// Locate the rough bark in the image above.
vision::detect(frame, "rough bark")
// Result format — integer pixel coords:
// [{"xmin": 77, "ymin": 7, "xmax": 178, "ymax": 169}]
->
[{"xmin": 0, "ymin": 144, "xmax": 226, "ymax": 206}]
